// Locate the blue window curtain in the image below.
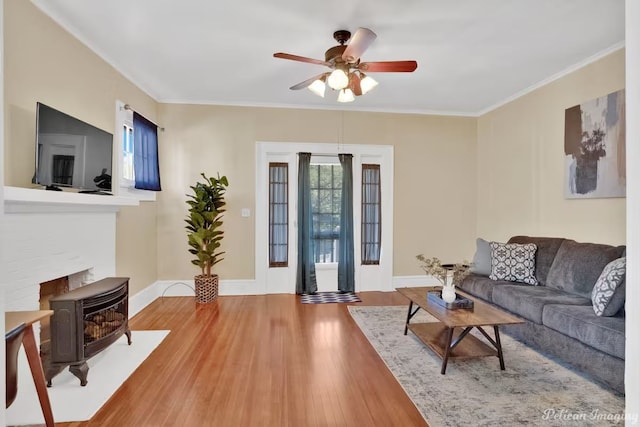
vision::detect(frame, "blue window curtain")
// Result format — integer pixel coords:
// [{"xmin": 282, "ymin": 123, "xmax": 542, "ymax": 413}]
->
[
  {"xmin": 296, "ymin": 152, "xmax": 317, "ymax": 294},
  {"xmin": 133, "ymin": 112, "xmax": 161, "ymax": 191},
  {"xmin": 338, "ymin": 154, "xmax": 355, "ymax": 292}
]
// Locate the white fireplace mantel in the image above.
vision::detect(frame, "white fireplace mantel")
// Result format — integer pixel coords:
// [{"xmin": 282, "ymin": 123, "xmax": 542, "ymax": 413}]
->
[
  {"xmin": 2, "ymin": 186, "xmax": 124, "ymax": 312},
  {"xmin": 3, "ymin": 186, "xmax": 139, "ymax": 213}
]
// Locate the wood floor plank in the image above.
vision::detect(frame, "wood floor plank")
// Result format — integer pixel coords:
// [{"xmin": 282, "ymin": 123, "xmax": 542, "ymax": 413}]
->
[{"xmin": 57, "ymin": 291, "xmax": 428, "ymax": 426}]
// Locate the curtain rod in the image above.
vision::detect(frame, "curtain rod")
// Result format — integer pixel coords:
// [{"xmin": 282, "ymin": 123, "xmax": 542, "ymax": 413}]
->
[
  {"xmin": 123, "ymin": 104, "xmax": 165, "ymax": 131},
  {"xmin": 298, "ymin": 153, "xmax": 350, "ymax": 157}
]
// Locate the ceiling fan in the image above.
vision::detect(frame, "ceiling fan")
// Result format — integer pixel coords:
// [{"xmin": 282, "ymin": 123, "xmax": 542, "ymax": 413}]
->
[{"xmin": 273, "ymin": 28, "xmax": 418, "ymax": 102}]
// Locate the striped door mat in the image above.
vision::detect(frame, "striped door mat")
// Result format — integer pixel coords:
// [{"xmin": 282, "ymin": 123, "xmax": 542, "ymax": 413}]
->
[{"xmin": 300, "ymin": 292, "xmax": 362, "ymax": 304}]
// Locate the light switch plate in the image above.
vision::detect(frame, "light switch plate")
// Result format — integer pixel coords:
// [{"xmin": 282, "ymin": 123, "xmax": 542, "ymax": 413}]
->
[{"xmin": 241, "ymin": 208, "xmax": 250, "ymax": 217}]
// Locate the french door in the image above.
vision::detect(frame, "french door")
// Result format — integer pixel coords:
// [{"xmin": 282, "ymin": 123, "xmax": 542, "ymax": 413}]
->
[{"xmin": 255, "ymin": 142, "xmax": 393, "ymax": 294}]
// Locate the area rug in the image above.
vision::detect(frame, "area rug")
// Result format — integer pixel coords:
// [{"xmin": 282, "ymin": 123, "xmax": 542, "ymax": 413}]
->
[
  {"xmin": 6, "ymin": 330, "xmax": 170, "ymax": 425},
  {"xmin": 300, "ymin": 292, "xmax": 361, "ymax": 304},
  {"xmin": 348, "ymin": 306, "xmax": 626, "ymax": 427}
]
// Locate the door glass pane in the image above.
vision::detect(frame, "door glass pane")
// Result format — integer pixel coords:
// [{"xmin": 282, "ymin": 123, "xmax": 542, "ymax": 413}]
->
[
  {"xmin": 269, "ymin": 163, "xmax": 288, "ymax": 267},
  {"xmin": 362, "ymin": 164, "xmax": 381, "ymax": 264}
]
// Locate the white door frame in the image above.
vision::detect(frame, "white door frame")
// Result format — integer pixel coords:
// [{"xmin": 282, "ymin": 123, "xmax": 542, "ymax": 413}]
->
[{"xmin": 255, "ymin": 141, "xmax": 394, "ymax": 294}]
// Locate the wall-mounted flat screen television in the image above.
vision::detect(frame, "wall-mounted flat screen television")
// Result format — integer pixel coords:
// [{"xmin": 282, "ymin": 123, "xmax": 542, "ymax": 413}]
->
[{"xmin": 34, "ymin": 102, "xmax": 114, "ymax": 192}]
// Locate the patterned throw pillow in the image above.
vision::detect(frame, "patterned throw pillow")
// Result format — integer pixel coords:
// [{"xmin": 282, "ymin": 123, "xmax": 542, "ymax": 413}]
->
[
  {"xmin": 489, "ymin": 242, "xmax": 538, "ymax": 285},
  {"xmin": 591, "ymin": 257, "xmax": 626, "ymax": 317}
]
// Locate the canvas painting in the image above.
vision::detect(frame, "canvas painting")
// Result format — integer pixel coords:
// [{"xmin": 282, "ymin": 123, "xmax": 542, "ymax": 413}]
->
[{"xmin": 564, "ymin": 89, "xmax": 626, "ymax": 198}]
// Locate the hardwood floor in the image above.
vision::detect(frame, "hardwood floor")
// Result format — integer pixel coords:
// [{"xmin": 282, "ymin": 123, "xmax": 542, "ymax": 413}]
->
[{"xmin": 60, "ymin": 292, "xmax": 428, "ymax": 427}]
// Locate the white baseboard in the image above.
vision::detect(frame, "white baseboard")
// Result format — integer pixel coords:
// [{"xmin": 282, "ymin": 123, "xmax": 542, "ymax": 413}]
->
[
  {"xmin": 128, "ymin": 279, "xmax": 259, "ymax": 318},
  {"xmin": 392, "ymin": 275, "xmax": 441, "ymax": 288},
  {"xmin": 155, "ymin": 279, "xmax": 260, "ymax": 297},
  {"xmin": 155, "ymin": 280, "xmax": 195, "ymax": 297},
  {"xmin": 219, "ymin": 279, "xmax": 261, "ymax": 295},
  {"xmin": 128, "ymin": 282, "xmax": 162, "ymax": 318},
  {"xmin": 129, "ymin": 275, "xmax": 438, "ymax": 317}
]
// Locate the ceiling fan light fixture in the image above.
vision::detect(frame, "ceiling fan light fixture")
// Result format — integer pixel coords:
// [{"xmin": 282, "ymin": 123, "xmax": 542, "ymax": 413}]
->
[
  {"xmin": 308, "ymin": 78, "xmax": 326, "ymax": 98},
  {"xmin": 337, "ymin": 88, "xmax": 355, "ymax": 103},
  {"xmin": 327, "ymin": 69, "xmax": 349, "ymax": 90},
  {"xmin": 274, "ymin": 28, "xmax": 417, "ymax": 103},
  {"xmin": 360, "ymin": 74, "xmax": 379, "ymax": 95}
]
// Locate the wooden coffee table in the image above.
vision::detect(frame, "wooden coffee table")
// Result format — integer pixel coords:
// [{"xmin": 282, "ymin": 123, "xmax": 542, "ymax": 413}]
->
[{"xmin": 396, "ymin": 286, "xmax": 524, "ymax": 374}]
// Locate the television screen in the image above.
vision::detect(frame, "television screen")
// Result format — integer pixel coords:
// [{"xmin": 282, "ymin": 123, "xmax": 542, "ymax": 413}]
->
[{"xmin": 34, "ymin": 102, "xmax": 114, "ymax": 192}]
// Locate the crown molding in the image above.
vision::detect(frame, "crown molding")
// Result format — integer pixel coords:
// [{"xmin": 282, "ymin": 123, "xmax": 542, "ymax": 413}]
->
[{"xmin": 476, "ymin": 42, "xmax": 625, "ymax": 117}]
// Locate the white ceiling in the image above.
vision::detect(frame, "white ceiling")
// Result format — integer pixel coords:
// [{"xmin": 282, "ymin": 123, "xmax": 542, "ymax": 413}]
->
[{"xmin": 31, "ymin": 0, "xmax": 625, "ymax": 116}]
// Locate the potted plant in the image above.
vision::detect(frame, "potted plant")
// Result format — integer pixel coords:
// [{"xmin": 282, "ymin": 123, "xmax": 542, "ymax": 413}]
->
[
  {"xmin": 416, "ymin": 255, "xmax": 470, "ymax": 303},
  {"xmin": 185, "ymin": 172, "xmax": 229, "ymax": 303}
]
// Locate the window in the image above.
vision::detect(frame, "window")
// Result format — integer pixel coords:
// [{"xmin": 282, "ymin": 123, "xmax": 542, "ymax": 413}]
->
[
  {"xmin": 310, "ymin": 163, "xmax": 342, "ymax": 263},
  {"xmin": 122, "ymin": 123, "xmax": 134, "ymax": 183},
  {"xmin": 269, "ymin": 163, "xmax": 288, "ymax": 267},
  {"xmin": 132, "ymin": 112, "xmax": 161, "ymax": 191},
  {"xmin": 362, "ymin": 164, "xmax": 381, "ymax": 264},
  {"xmin": 116, "ymin": 101, "xmax": 161, "ymax": 197}
]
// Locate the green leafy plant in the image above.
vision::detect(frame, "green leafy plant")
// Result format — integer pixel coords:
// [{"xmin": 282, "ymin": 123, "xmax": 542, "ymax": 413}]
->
[
  {"xmin": 185, "ymin": 173, "xmax": 229, "ymax": 276},
  {"xmin": 416, "ymin": 254, "xmax": 470, "ymax": 286}
]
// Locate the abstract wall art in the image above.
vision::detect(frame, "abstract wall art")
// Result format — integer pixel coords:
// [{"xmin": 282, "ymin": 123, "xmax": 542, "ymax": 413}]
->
[{"xmin": 564, "ymin": 89, "xmax": 626, "ymax": 199}]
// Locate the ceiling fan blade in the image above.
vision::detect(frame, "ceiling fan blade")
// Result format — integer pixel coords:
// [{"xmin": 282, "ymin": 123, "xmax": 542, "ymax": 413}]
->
[
  {"xmin": 342, "ymin": 28, "xmax": 377, "ymax": 63},
  {"xmin": 274, "ymin": 52, "xmax": 330, "ymax": 67},
  {"xmin": 358, "ymin": 61, "xmax": 418, "ymax": 73},
  {"xmin": 349, "ymin": 73, "xmax": 363, "ymax": 96},
  {"xmin": 289, "ymin": 73, "xmax": 329, "ymax": 90}
]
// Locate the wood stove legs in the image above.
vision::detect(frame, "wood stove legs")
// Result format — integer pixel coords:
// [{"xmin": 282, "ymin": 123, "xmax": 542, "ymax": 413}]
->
[
  {"xmin": 46, "ymin": 328, "xmax": 132, "ymax": 387},
  {"xmin": 46, "ymin": 361, "xmax": 88, "ymax": 387},
  {"xmin": 45, "ymin": 365, "xmax": 63, "ymax": 387},
  {"xmin": 69, "ymin": 362, "xmax": 90, "ymax": 386}
]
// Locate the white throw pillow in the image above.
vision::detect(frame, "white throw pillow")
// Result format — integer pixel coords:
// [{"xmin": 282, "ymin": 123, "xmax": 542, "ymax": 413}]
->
[
  {"xmin": 489, "ymin": 242, "xmax": 538, "ymax": 285},
  {"xmin": 591, "ymin": 257, "xmax": 626, "ymax": 317}
]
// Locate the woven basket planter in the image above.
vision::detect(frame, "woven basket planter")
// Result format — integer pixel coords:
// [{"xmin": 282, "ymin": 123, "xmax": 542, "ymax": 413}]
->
[{"xmin": 194, "ymin": 274, "xmax": 219, "ymax": 303}]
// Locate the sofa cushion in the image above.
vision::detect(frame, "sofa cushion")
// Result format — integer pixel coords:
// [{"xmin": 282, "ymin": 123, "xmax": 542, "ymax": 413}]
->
[
  {"xmin": 469, "ymin": 238, "xmax": 491, "ymax": 276},
  {"xmin": 542, "ymin": 304, "xmax": 625, "ymax": 359},
  {"xmin": 507, "ymin": 236, "xmax": 565, "ymax": 285},
  {"xmin": 491, "ymin": 284, "xmax": 591, "ymax": 324},
  {"xmin": 457, "ymin": 274, "xmax": 511, "ymax": 301},
  {"xmin": 546, "ymin": 240, "xmax": 626, "ymax": 299},
  {"xmin": 489, "ymin": 242, "xmax": 538, "ymax": 285},
  {"xmin": 591, "ymin": 257, "xmax": 626, "ymax": 316}
]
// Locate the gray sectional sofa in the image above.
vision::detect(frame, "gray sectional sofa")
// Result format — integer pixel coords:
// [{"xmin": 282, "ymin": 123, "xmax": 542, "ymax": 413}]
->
[{"xmin": 458, "ymin": 236, "xmax": 626, "ymax": 394}]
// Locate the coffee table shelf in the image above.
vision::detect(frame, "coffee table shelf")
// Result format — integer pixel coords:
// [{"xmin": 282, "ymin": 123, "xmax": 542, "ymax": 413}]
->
[{"xmin": 407, "ymin": 323, "xmax": 496, "ymax": 360}]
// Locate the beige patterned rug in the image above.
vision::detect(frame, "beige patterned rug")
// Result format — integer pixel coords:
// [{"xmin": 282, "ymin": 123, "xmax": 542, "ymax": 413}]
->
[{"xmin": 348, "ymin": 306, "xmax": 626, "ymax": 427}]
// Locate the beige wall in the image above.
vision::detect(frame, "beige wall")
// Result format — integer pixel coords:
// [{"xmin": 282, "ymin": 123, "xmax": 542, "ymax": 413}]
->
[
  {"xmin": 156, "ymin": 104, "xmax": 478, "ymax": 280},
  {"xmin": 5, "ymin": 0, "xmax": 478, "ymax": 290},
  {"xmin": 477, "ymin": 50, "xmax": 626, "ymax": 245},
  {"xmin": 7, "ymin": 0, "xmax": 624, "ymax": 292},
  {"xmin": 3, "ymin": 0, "xmax": 158, "ymax": 295}
]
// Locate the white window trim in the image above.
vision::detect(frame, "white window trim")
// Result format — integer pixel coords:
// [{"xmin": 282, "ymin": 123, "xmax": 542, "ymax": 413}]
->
[
  {"xmin": 315, "ymin": 262, "xmax": 338, "ymax": 270},
  {"xmin": 114, "ymin": 100, "xmax": 156, "ymax": 201},
  {"xmin": 121, "ymin": 120, "xmax": 135, "ymax": 187},
  {"xmin": 256, "ymin": 141, "xmax": 394, "ymax": 293}
]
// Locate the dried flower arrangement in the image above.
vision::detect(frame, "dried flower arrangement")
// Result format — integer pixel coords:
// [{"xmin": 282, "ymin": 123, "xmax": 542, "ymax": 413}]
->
[{"xmin": 415, "ymin": 254, "xmax": 471, "ymax": 286}]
